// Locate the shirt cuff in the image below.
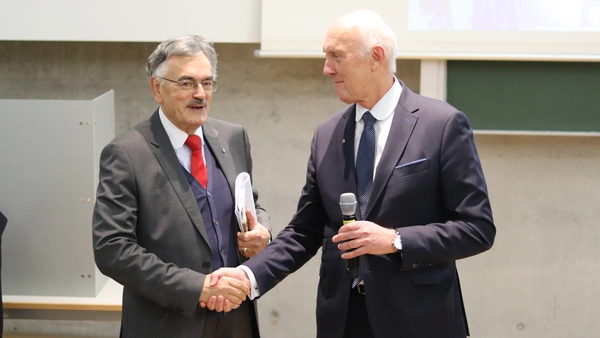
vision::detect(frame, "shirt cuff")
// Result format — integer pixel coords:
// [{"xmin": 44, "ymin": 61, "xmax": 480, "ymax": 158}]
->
[{"xmin": 238, "ymin": 265, "xmax": 261, "ymax": 300}]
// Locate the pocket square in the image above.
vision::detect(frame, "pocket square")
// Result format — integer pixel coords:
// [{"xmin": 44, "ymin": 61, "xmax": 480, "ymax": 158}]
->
[{"xmin": 395, "ymin": 158, "xmax": 427, "ymax": 169}]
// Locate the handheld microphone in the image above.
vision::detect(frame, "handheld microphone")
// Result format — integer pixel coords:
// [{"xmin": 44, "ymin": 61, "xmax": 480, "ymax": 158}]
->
[{"xmin": 339, "ymin": 192, "xmax": 359, "ymax": 280}]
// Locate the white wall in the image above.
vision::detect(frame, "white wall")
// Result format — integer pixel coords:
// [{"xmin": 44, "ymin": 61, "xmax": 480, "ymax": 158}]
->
[{"xmin": 0, "ymin": 0, "xmax": 260, "ymax": 43}]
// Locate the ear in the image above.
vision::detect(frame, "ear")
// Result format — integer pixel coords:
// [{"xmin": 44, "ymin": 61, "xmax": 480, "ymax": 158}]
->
[
  {"xmin": 371, "ymin": 45, "xmax": 386, "ymax": 71},
  {"xmin": 150, "ymin": 77, "xmax": 163, "ymax": 104}
]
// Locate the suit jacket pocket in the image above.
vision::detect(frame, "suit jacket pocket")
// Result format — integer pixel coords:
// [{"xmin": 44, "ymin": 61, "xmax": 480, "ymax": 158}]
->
[
  {"xmin": 393, "ymin": 158, "xmax": 428, "ymax": 177},
  {"xmin": 409, "ymin": 265, "xmax": 450, "ymax": 285}
]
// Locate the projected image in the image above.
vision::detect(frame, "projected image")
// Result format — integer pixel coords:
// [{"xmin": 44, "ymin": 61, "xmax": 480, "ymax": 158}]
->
[{"xmin": 408, "ymin": 0, "xmax": 600, "ymax": 31}]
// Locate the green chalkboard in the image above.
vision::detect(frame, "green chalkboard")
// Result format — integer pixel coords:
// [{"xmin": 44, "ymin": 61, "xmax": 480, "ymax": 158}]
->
[{"xmin": 446, "ymin": 61, "xmax": 600, "ymax": 132}]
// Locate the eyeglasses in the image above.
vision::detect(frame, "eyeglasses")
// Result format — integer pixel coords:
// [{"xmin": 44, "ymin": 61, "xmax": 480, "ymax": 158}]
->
[{"xmin": 157, "ymin": 76, "xmax": 218, "ymax": 93}]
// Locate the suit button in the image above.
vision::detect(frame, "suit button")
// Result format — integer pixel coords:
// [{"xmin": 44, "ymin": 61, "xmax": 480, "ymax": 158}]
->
[
  {"xmin": 412, "ymin": 263, "xmax": 419, "ymax": 268},
  {"xmin": 203, "ymin": 262, "xmax": 211, "ymax": 268}
]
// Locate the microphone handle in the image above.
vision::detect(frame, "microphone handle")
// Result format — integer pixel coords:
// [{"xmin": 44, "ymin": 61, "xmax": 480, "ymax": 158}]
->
[{"xmin": 343, "ymin": 215, "xmax": 359, "ymax": 280}]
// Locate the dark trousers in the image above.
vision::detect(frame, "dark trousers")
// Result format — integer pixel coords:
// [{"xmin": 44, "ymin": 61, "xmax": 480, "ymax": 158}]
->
[
  {"xmin": 343, "ymin": 287, "xmax": 374, "ymax": 338},
  {"xmin": 202, "ymin": 302, "xmax": 257, "ymax": 338}
]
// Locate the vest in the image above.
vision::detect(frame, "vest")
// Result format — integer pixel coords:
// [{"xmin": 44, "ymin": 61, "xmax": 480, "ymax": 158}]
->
[{"xmin": 184, "ymin": 145, "xmax": 238, "ymax": 271}]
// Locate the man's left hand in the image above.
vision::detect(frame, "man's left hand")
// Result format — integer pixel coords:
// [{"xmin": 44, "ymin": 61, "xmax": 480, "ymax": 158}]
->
[
  {"xmin": 332, "ymin": 221, "xmax": 396, "ymax": 258},
  {"xmin": 237, "ymin": 209, "xmax": 270, "ymax": 258}
]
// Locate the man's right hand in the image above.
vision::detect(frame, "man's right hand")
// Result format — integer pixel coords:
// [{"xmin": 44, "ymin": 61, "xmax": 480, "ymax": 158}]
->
[
  {"xmin": 198, "ymin": 269, "xmax": 250, "ymax": 312},
  {"xmin": 199, "ymin": 267, "xmax": 251, "ymax": 312}
]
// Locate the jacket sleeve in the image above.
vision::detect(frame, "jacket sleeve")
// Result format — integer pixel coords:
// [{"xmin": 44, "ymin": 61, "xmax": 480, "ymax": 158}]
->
[
  {"xmin": 398, "ymin": 110, "xmax": 495, "ymax": 270},
  {"xmin": 92, "ymin": 139, "xmax": 205, "ymax": 318}
]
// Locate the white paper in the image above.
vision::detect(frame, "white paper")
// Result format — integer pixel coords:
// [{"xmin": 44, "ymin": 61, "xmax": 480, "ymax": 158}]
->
[{"xmin": 235, "ymin": 172, "xmax": 256, "ymax": 232}]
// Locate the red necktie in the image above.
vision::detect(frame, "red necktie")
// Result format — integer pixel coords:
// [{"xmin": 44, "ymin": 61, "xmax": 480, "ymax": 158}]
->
[{"xmin": 185, "ymin": 135, "xmax": 207, "ymax": 188}]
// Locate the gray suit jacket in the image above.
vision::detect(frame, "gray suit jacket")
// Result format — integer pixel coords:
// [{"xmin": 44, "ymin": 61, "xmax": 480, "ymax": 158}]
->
[
  {"xmin": 93, "ymin": 110, "xmax": 269, "ymax": 338},
  {"xmin": 245, "ymin": 82, "xmax": 495, "ymax": 338}
]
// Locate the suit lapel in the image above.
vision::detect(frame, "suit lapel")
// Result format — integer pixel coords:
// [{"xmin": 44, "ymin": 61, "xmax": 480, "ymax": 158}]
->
[
  {"xmin": 203, "ymin": 122, "xmax": 243, "ymax": 263},
  {"xmin": 147, "ymin": 112, "xmax": 210, "ymax": 243},
  {"xmin": 365, "ymin": 85, "xmax": 418, "ymax": 218},
  {"xmin": 203, "ymin": 121, "xmax": 237, "ymax": 195},
  {"xmin": 337, "ymin": 106, "xmax": 358, "ymax": 202}
]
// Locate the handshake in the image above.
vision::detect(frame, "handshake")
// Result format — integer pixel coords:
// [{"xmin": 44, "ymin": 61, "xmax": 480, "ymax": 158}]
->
[{"xmin": 198, "ymin": 267, "xmax": 251, "ymax": 312}]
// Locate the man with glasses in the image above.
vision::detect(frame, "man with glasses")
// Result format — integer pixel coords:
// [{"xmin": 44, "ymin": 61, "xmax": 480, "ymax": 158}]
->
[{"xmin": 92, "ymin": 34, "xmax": 271, "ymax": 338}]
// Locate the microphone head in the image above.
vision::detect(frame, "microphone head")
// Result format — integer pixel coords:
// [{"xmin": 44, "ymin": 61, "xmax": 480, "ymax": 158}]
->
[{"xmin": 339, "ymin": 192, "xmax": 357, "ymax": 216}]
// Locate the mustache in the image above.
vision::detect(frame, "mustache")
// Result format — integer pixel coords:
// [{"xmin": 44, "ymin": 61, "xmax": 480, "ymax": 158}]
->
[{"xmin": 188, "ymin": 99, "xmax": 208, "ymax": 106}]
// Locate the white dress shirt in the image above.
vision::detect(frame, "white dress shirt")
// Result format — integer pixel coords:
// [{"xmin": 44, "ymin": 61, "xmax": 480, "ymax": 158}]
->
[
  {"xmin": 354, "ymin": 78, "xmax": 402, "ymax": 178},
  {"xmin": 241, "ymin": 78, "xmax": 403, "ymax": 299},
  {"xmin": 158, "ymin": 107, "xmax": 206, "ymax": 171}
]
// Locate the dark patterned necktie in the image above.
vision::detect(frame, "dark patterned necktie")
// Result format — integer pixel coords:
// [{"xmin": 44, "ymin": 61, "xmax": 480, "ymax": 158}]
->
[
  {"xmin": 352, "ymin": 112, "xmax": 376, "ymax": 288},
  {"xmin": 355, "ymin": 112, "xmax": 376, "ymax": 218}
]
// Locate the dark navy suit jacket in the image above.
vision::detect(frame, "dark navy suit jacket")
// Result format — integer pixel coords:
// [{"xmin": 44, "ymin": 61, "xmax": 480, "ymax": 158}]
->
[{"xmin": 244, "ymin": 82, "xmax": 495, "ymax": 338}]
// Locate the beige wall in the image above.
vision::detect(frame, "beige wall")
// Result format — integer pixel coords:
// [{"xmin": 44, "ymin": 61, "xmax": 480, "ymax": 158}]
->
[
  {"xmin": 462, "ymin": 134, "xmax": 600, "ymax": 337},
  {"xmin": 1, "ymin": 41, "xmax": 599, "ymax": 337}
]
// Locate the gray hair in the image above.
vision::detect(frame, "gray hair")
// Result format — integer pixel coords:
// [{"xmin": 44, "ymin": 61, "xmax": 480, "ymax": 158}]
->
[
  {"xmin": 336, "ymin": 10, "xmax": 397, "ymax": 74},
  {"xmin": 146, "ymin": 35, "xmax": 218, "ymax": 79}
]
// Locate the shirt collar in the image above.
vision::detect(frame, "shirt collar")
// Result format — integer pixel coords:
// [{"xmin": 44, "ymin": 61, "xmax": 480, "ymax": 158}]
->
[
  {"xmin": 355, "ymin": 77, "xmax": 402, "ymax": 122},
  {"xmin": 158, "ymin": 107, "xmax": 204, "ymax": 149}
]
